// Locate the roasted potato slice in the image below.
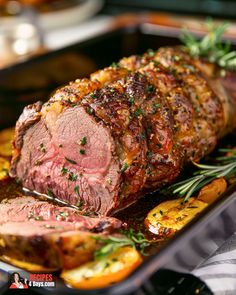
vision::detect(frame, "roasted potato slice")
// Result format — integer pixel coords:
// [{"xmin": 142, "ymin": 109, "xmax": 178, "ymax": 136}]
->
[
  {"xmin": 0, "ymin": 127, "xmax": 14, "ymax": 157},
  {"xmin": 197, "ymin": 178, "xmax": 227, "ymax": 203},
  {"xmin": 61, "ymin": 246, "xmax": 142, "ymax": 289},
  {"xmin": 145, "ymin": 178, "xmax": 227, "ymax": 236},
  {"xmin": 0, "ymin": 255, "xmax": 53, "ymax": 272},
  {"xmin": 145, "ymin": 198, "xmax": 208, "ymax": 236},
  {"xmin": 0, "ymin": 157, "xmax": 10, "ymax": 181}
]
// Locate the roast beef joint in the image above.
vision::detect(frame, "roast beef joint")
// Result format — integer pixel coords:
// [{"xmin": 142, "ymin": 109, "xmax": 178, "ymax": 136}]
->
[{"xmin": 10, "ymin": 47, "xmax": 236, "ymax": 216}]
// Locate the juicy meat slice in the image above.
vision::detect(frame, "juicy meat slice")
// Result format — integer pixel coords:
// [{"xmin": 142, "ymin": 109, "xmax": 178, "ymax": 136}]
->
[
  {"xmin": 11, "ymin": 101, "xmax": 121, "ymax": 215},
  {"xmin": 0, "ymin": 196, "xmax": 122, "ymax": 232},
  {"xmin": 11, "ymin": 46, "xmax": 236, "ymax": 216}
]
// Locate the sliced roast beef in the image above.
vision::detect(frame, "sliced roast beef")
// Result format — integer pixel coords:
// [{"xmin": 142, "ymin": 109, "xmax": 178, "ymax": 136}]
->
[
  {"xmin": 10, "ymin": 47, "xmax": 236, "ymax": 216},
  {"xmin": 0, "ymin": 196, "xmax": 122, "ymax": 270},
  {"xmin": 0, "ymin": 196, "xmax": 122, "ymax": 232}
]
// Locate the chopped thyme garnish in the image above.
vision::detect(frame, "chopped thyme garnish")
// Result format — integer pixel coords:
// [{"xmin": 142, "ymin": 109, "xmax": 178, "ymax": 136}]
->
[
  {"xmin": 74, "ymin": 185, "xmax": 80, "ymax": 195},
  {"xmin": 80, "ymin": 149, "xmax": 86, "ymax": 155},
  {"xmin": 140, "ymin": 132, "xmax": 146, "ymax": 140},
  {"xmin": 146, "ymin": 85, "xmax": 155, "ymax": 94},
  {"xmin": 86, "ymin": 106, "xmax": 94, "ymax": 115},
  {"xmin": 28, "ymin": 212, "xmax": 43, "ymax": 221},
  {"xmin": 56, "ymin": 211, "xmax": 69, "ymax": 220},
  {"xmin": 90, "ymin": 93, "xmax": 97, "ymax": 99},
  {"xmin": 61, "ymin": 167, "xmax": 68, "ymax": 175},
  {"xmin": 110, "ymin": 62, "xmax": 118, "ymax": 68},
  {"xmin": 35, "ymin": 160, "xmax": 42, "ymax": 166},
  {"xmin": 121, "ymin": 162, "xmax": 129, "ymax": 173},
  {"xmin": 156, "ymin": 143, "xmax": 162, "ymax": 149},
  {"xmin": 65, "ymin": 157, "xmax": 77, "ymax": 164},
  {"xmin": 47, "ymin": 189, "xmax": 54, "ymax": 198},
  {"xmin": 128, "ymin": 97, "xmax": 135, "ymax": 105},
  {"xmin": 68, "ymin": 172, "xmax": 78, "ymax": 182},
  {"xmin": 80, "ymin": 137, "xmax": 87, "ymax": 146},
  {"xmin": 134, "ymin": 108, "xmax": 143, "ymax": 117},
  {"xmin": 39, "ymin": 143, "xmax": 46, "ymax": 153}
]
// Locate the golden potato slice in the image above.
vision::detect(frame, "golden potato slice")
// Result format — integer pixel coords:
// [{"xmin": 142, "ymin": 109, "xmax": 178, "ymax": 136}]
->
[
  {"xmin": 0, "ymin": 127, "xmax": 14, "ymax": 143},
  {"xmin": 61, "ymin": 246, "xmax": 142, "ymax": 289},
  {"xmin": 0, "ymin": 127, "xmax": 14, "ymax": 157},
  {"xmin": 0, "ymin": 255, "xmax": 53, "ymax": 272},
  {"xmin": 145, "ymin": 198, "xmax": 208, "ymax": 236},
  {"xmin": 197, "ymin": 178, "xmax": 227, "ymax": 204},
  {"xmin": 0, "ymin": 157, "xmax": 10, "ymax": 181}
]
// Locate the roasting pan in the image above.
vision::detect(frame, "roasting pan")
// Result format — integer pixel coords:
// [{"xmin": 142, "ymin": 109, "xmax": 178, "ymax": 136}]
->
[{"xmin": 0, "ymin": 14, "xmax": 236, "ymax": 295}]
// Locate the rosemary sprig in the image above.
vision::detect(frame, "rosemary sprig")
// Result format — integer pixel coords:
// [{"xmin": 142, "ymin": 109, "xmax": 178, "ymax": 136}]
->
[
  {"xmin": 181, "ymin": 19, "xmax": 236, "ymax": 71},
  {"xmin": 93, "ymin": 228, "xmax": 150, "ymax": 259},
  {"xmin": 168, "ymin": 148, "xmax": 236, "ymax": 202}
]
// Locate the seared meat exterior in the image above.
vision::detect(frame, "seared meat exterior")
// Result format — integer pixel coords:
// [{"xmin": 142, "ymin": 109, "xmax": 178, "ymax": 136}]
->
[
  {"xmin": 0, "ymin": 196, "xmax": 122, "ymax": 269},
  {"xmin": 10, "ymin": 47, "xmax": 236, "ymax": 215}
]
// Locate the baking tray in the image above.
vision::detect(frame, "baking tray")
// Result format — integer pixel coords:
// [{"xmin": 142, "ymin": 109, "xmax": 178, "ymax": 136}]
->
[{"xmin": 0, "ymin": 14, "xmax": 236, "ymax": 295}]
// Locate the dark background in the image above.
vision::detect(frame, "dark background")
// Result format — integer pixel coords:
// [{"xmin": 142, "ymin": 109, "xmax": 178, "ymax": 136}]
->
[{"xmin": 101, "ymin": 0, "xmax": 236, "ymax": 18}]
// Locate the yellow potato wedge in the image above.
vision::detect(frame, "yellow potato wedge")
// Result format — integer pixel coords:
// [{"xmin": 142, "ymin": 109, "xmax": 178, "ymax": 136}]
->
[
  {"xmin": 145, "ymin": 198, "xmax": 208, "ymax": 236},
  {"xmin": 197, "ymin": 178, "xmax": 227, "ymax": 204},
  {"xmin": 0, "ymin": 255, "xmax": 53, "ymax": 272},
  {"xmin": 0, "ymin": 127, "xmax": 14, "ymax": 157},
  {"xmin": 61, "ymin": 246, "xmax": 142, "ymax": 289},
  {"xmin": 0, "ymin": 157, "xmax": 10, "ymax": 181}
]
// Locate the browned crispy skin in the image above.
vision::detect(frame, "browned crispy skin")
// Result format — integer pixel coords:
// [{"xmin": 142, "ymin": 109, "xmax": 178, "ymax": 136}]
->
[{"xmin": 12, "ymin": 46, "xmax": 236, "ymax": 214}]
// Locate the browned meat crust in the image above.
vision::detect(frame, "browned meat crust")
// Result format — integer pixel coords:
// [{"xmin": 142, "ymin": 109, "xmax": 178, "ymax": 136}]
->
[{"xmin": 10, "ymin": 46, "xmax": 236, "ymax": 216}]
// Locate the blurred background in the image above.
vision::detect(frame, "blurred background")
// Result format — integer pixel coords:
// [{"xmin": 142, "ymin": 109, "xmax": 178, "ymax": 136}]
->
[{"xmin": 0, "ymin": 0, "xmax": 236, "ymax": 69}]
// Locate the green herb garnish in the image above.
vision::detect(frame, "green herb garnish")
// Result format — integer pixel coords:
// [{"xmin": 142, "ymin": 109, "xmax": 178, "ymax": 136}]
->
[
  {"xmin": 181, "ymin": 19, "xmax": 236, "ymax": 71},
  {"xmin": 90, "ymin": 93, "xmax": 97, "ymax": 99},
  {"xmin": 110, "ymin": 62, "xmax": 118, "ymax": 68},
  {"xmin": 61, "ymin": 167, "xmax": 68, "ymax": 175},
  {"xmin": 121, "ymin": 162, "xmax": 129, "ymax": 173},
  {"xmin": 93, "ymin": 228, "xmax": 150, "ymax": 259},
  {"xmin": 56, "ymin": 211, "xmax": 69, "ymax": 220},
  {"xmin": 68, "ymin": 172, "xmax": 78, "ymax": 182},
  {"xmin": 39, "ymin": 143, "xmax": 46, "ymax": 153},
  {"xmin": 146, "ymin": 85, "xmax": 155, "ymax": 93},
  {"xmin": 35, "ymin": 160, "xmax": 42, "ymax": 166},
  {"xmin": 168, "ymin": 148, "xmax": 236, "ymax": 202},
  {"xmin": 80, "ymin": 149, "xmax": 86, "ymax": 155},
  {"xmin": 65, "ymin": 157, "xmax": 77, "ymax": 164},
  {"xmin": 47, "ymin": 189, "xmax": 54, "ymax": 198},
  {"xmin": 134, "ymin": 108, "xmax": 143, "ymax": 117},
  {"xmin": 80, "ymin": 137, "xmax": 87, "ymax": 146},
  {"xmin": 74, "ymin": 185, "xmax": 80, "ymax": 195}
]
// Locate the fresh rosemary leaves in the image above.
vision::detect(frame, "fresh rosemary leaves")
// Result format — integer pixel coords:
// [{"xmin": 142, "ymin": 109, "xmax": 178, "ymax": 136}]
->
[
  {"xmin": 169, "ymin": 148, "xmax": 236, "ymax": 202},
  {"xmin": 181, "ymin": 19, "xmax": 236, "ymax": 71},
  {"xmin": 93, "ymin": 228, "xmax": 149, "ymax": 259}
]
